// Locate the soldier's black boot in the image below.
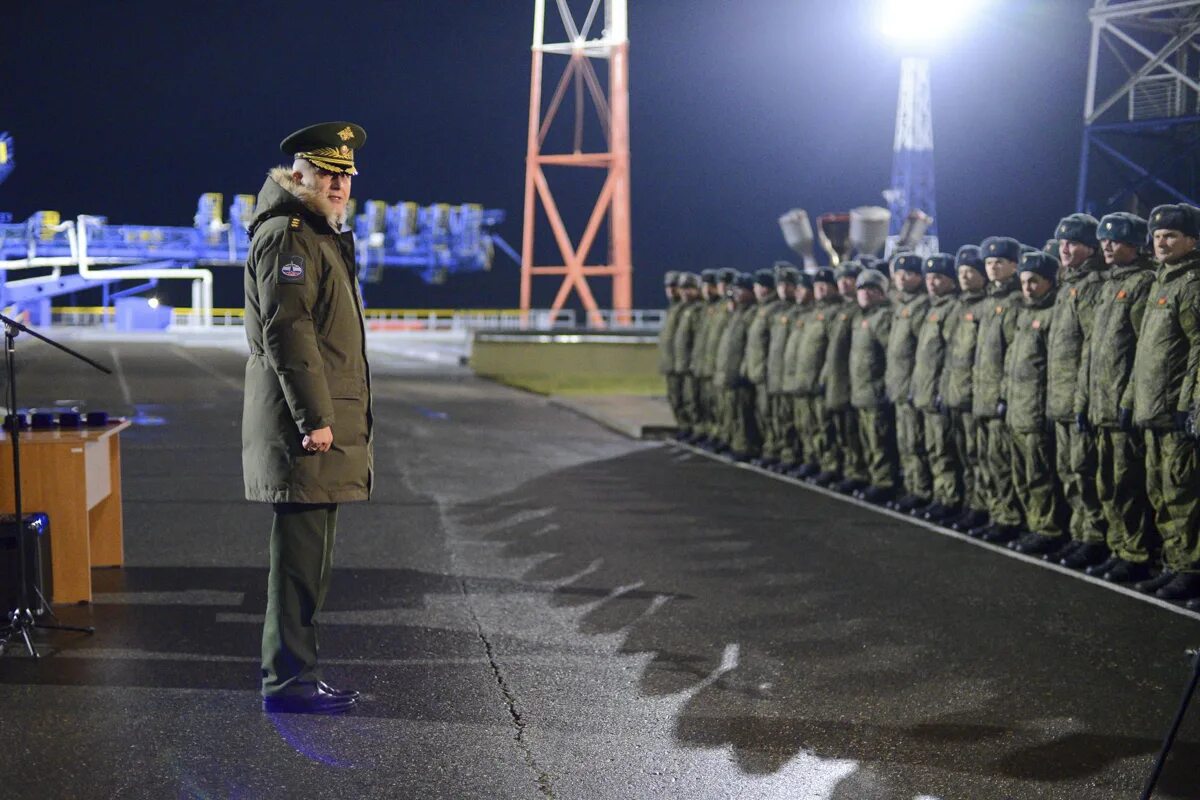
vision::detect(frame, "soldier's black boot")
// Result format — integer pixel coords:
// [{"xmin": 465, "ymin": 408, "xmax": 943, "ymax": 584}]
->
[
  {"xmin": 980, "ymin": 524, "xmax": 1022, "ymax": 544},
  {"xmin": 811, "ymin": 470, "xmax": 840, "ymax": 487},
  {"xmin": 1134, "ymin": 571, "xmax": 1175, "ymax": 594},
  {"xmin": 1101, "ymin": 559, "xmax": 1153, "ymax": 584},
  {"xmin": 1044, "ymin": 539, "xmax": 1080, "ymax": 563},
  {"xmin": 1060, "ymin": 542, "xmax": 1109, "ymax": 570},
  {"xmin": 891, "ymin": 495, "xmax": 927, "ymax": 514},
  {"xmin": 794, "ymin": 463, "xmax": 820, "ymax": 479},
  {"xmin": 951, "ymin": 509, "xmax": 988, "ymax": 532},
  {"xmin": 1010, "ymin": 532, "xmax": 1068, "ymax": 555},
  {"xmin": 861, "ymin": 486, "xmax": 895, "ymax": 505},
  {"xmin": 1083, "ymin": 554, "xmax": 1121, "ymax": 576},
  {"xmin": 834, "ymin": 478, "xmax": 866, "ymax": 495},
  {"xmin": 1155, "ymin": 573, "xmax": 1200, "ymax": 602},
  {"xmin": 925, "ymin": 504, "xmax": 960, "ymax": 524}
]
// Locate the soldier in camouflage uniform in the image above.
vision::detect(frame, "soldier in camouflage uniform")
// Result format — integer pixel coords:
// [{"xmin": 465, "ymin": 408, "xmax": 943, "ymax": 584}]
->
[
  {"xmin": 714, "ymin": 273, "xmax": 761, "ymax": 461},
  {"xmin": 808, "ymin": 269, "xmax": 852, "ymax": 486},
  {"xmin": 699, "ymin": 268, "xmax": 738, "ymax": 449},
  {"xmin": 1043, "ymin": 214, "xmax": 1109, "ymax": 561},
  {"xmin": 826, "ymin": 262, "xmax": 868, "ymax": 493},
  {"xmin": 885, "ymin": 253, "xmax": 932, "ymax": 511},
  {"xmin": 968, "ymin": 236, "xmax": 1026, "ymax": 543},
  {"xmin": 1005, "ymin": 252, "xmax": 1071, "ymax": 554},
  {"xmin": 762, "ymin": 263, "xmax": 804, "ymax": 469},
  {"xmin": 849, "ymin": 268, "xmax": 898, "ymax": 503},
  {"xmin": 658, "ymin": 271, "xmax": 685, "ymax": 427},
  {"xmin": 742, "ymin": 269, "xmax": 783, "ymax": 463},
  {"xmin": 1128, "ymin": 205, "xmax": 1200, "ymax": 604},
  {"xmin": 687, "ymin": 269, "xmax": 722, "ymax": 444},
  {"xmin": 909, "ymin": 253, "xmax": 961, "ymax": 522},
  {"xmin": 670, "ymin": 272, "xmax": 704, "ymax": 441},
  {"xmin": 788, "ymin": 268, "xmax": 840, "ymax": 480},
  {"xmin": 944, "ymin": 246, "xmax": 991, "ymax": 532},
  {"xmin": 778, "ymin": 272, "xmax": 816, "ymax": 472},
  {"xmin": 1074, "ymin": 213, "xmax": 1157, "ymax": 579}
]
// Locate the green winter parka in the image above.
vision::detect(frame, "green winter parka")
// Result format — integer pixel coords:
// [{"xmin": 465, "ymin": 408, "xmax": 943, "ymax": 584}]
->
[
  {"xmin": 850, "ymin": 303, "xmax": 893, "ymax": 409},
  {"xmin": 1046, "ymin": 252, "xmax": 1106, "ymax": 421},
  {"xmin": 765, "ymin": 301, "xmax": 799, "ymax": 395},
  {"xmin": 971, "ymin": 276, "xmax": 1022, "ymax": 419},
  {"xmin": 1003, "ymin": 288, "xmax": 1056, "ymax": 434},
  {"xmin": 658, "ymin": 299, "xmax": 684, "ymax": 375},
  {"xmin": 942, "ymin": 289, "xmax": 989, "ymax": 411},
  {"xmin": 690, "ymin": 297, "xmax": 725, "ymax": 378},
  {"xmin": 714, "ymin": 302, "xmax": 756, "ymax": 389},
  {"xmin": 884, "ymin": 289, "xmax": 931, "ymax": 403},
  {"xmin": 779, "ymin": 303, "xmax": 815, "ymax": 394},
  {"xmin": 789, "ymin": 297, "xmax": 841, "ymax": 396},
  {"xmin": 910, "ymin": 290, "xmax": 960, "ymax": 412},
  {"xmin": 242, "ymin": 169, "xmax": 373, "ymax": 504},
  {"xmin": 821, "ymin": 301, "xmax": 859, "ymax": 411},
  {"xmin": 742, "ymin": 297, "xmax": 784, "ymax": 385},
  {"xmin": 1131, "ymin": 251, "xmax": 1200, "ymax": 430},
  {"xmin": 671, "ymin": 298, "xmax": 703, "ymax": 375}
]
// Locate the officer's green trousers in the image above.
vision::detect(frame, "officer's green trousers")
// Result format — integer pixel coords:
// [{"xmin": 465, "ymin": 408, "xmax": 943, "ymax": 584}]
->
[
  {"xmin": 1144, "ymin": 430, "xmax": 1200, "ymax": 573},
  {"xmin": 980, "ymin": 418, "xmax": 1022, "ymax": 526},
  {"xmin": 895, "ymin": 402, "xmax": 931, "ymax": 499},
  {"xmin": 262, "ymin": 502, "xmax": 338, "ymax": 697},
  {"xmin": 1096, "ymin": 427, "xmax": 1154, "ymax": 563},
  {"xmin": 856, "ymin": 406, "xmax": 898, "ymax": 489},
  {"xmin": 793, "ymin": 395, "xmax": 825, "ymax": 468},
  {"xmin": 1055, "ymin": 421, "xmax": 1106, "ymax": 544},
  {"xmin": 666, "ymin": 373, "xmax": 685, "ymax": 427},
  {"xmin": 1011, "ymin": 430, "xmax": 1067, "ymax": 537},
  {"xmin": 924, "ymin": 409, "xmax": 960, "ymax": 508},
  {"xmin": 772, "ymin": 394, "xmax": 797, "ymax": 463},
  {"xmin": 829, "ymin": 406, "xmax": 866, "ymax": 480},
  {"xmin": 951, "ymin": 409, "xmax": 983, "ymax": 512},
  {"xmin": 753, "ymin": 382, "xmax": 772, "ymax": 457},
  {"xmin": 680, "ymin": 373, "xmax": 701, "ymax": 435},
  {"xmin": 701, "ymin": 378, "xmax": 719, "ymax": 439},
  {"xmin": 722, "ymin": 385, "xmax": 760, "ymax": 456}
]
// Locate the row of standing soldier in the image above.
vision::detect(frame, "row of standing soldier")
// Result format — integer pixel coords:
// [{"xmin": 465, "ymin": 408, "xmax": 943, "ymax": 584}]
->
[{"xmin": 658, "ymin": 205, "xmax": 1200, "ymax": 608}]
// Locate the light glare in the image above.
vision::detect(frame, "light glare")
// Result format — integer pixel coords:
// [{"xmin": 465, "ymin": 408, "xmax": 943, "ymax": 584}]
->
[
  {"xmin": 880, "ymin": 0, "xmax": 984, "ymax": 43},
  {"xmin": 147, "ymin": 296, "xmax": 160, "ymax": 309}
]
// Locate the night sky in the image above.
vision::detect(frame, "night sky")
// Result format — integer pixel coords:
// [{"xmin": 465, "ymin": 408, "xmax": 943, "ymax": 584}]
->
[{"xmin": 4, "ymin": 1, "xmax": 1099, "ymax": 310}]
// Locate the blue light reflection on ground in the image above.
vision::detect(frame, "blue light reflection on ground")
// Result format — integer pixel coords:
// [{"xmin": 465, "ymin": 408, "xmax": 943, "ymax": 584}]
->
[
  {"xmin": 414, "ymin": 407, "xmax": 449, "ymax": 421},
  {"xmin": 265, "ymin": 712, "xmax": 360, "ymax": 768}
]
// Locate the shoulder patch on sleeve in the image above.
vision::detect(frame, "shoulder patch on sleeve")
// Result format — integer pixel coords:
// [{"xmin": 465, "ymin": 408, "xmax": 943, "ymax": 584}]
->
[
  {"xmin": 277, "ymin": 253, "xmax": 306, "ymax": 284},
  {"xmin": 288, "ymin": 215, "xmax": 302, "ymax": 231}
]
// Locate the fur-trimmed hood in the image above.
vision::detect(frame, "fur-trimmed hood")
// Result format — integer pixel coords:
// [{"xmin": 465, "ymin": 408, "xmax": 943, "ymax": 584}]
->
[{"xmin": 252, "ymin": 166, "xmax": 347, "ymax": 233}]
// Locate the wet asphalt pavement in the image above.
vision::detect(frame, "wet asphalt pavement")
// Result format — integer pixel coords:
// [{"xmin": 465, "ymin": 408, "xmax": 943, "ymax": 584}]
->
[{"xmin": 1, "ymin": 335, "xmax": 1199, "ymax": 800}]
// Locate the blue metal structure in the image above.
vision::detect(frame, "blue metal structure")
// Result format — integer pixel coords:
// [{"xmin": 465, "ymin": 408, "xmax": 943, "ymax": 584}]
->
[
  {"xmin": 0, "ymin": 132, "xmax": 12, "ymax": 187},
  {"xmin": 1076, "ymin": 1, "xmax": 1200, "ymax": 216},
  {"xmin": 0, "ymin": 191, "xmax": 516, "ymax": 314},
  {"xmin": 886, "ymin": 57, "xmax": 938, "ymax": 256}
]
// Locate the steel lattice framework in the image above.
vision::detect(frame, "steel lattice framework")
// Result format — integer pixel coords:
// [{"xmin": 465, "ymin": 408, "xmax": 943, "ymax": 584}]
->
[
  {"xmin": 886, "ymin": 57, "xmax": 939, "ymax": 256},
  {"xmin": 1077, "ymin": 0, "xmax": 1200, "ymax": 215},
  {"xmin": 520, "ymin": 0, "xmax": 632, "ymax": 321}
]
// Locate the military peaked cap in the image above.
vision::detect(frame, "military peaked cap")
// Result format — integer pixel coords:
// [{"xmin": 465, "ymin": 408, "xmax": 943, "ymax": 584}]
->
[
  {"xmin": 1097, "ymin": 212, "xmax": 1148, "ymax": 247},
  {"xmin": 281, "ymin": 121, "xmax": 366, "ymax": 175},
  {"xmin": 1055, "ymin": 213, "xmax": 1099, "ymax": 249},
  {"xmin": 1020, "ymin": 250, "xmax": 1059, "ymax": 284}
]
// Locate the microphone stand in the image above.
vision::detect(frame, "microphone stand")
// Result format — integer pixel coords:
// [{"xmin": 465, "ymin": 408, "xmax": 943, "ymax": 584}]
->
[
  {"xmin": 0, "ymin": 313, "xmax": 110, "ymax": 658},
  {"xmin": 1140, "ymin": 647, "xmax": 1200, "ymax": 799}
]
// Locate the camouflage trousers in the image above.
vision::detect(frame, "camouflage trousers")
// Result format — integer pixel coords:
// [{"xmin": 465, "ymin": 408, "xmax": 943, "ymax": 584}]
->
[
  {"xmin": 828, "ymin": 405, "xmax": 866, "ymax": 480},
  {"xmin": 979, "ymin": 417, "xmax": 1022, "ymax": 527},
  {"xmin": 679, "ymin": 373, "xmax": 702, "ymax": 436},
  {"xmin": 1144, "ymin": 430, "xmax": 1200, "ymax": 573},
  {"xmin": 793, "ymin": 394, "xmax": 829, "ymax": 470},
  {"xmin": 1055, "ymin": 421, "xmax": 1106, "ymax": 544},
  {"xmin": 895, "ymin": 402, "xmax": 931, "ymax": 500},
  {"xmin": 720, "ymin": 384, "xmax": 761, "ymax": 458},
  {"xmin": 701, "ymin": 378, "xmax": 721, "ymax": 439},
  {"xmin": 950, "ymin": 409, "xmax": 984, "ymax": 512},
  {"xmin": 772, "ymin": 394, "xmax": 799, "ymax": 464},
  {"xmin": 753, "ymin": 382, "xmax": 772, "ymax": 459},
  {"xmin": 666, "ymin": 374, "xmax": 686, "ymax": 428},
  {"xmin": 924, "ymin": 409, "xmax": 961, "ymax": 509},
  {"xmin": 1095, "ymin": 427, "xmax": 1155, "ymax": 564},
  {"xmin": 1011, "ymin": 429, "xmax": 1068, "ymax": 537},
  {"xmin": 856, "ymin": 406, "xmax": 898, "ymax": 490}
]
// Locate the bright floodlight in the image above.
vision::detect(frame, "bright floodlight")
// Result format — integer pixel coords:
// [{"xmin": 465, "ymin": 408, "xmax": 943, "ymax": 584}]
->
[
  {"xmin": 147, "ymin": 296, "xmax": 160, "ymax": 309},
  {"xmin": 880, "ymin": 0, "xmax": 985, "ymax": 43}
]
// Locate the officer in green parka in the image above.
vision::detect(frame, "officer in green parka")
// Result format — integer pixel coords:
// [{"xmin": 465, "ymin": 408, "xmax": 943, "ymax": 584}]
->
[
  {"xmin": 1005, "ymin": 251, "xmax": 1071, "ymax": 555},
  {"xmin": 1129, "ymin": 204, "xmax": 1200, "ymax": 604},
  {"xmin": 1074, "ymin": 213, "xmax": 1158, "ymax": 580},
  {"xmin": 967, "ymin": 236, "xmax": 1026, "ymax": 544},
  {"xmin": 244, "ymin": 121, "xmax": 372, "ymax": 714},
  {"xmin": 910, "ymin": 253, "xmax": 960, "ymax": 522},
  {"xmin": 1044, "ymin": 214, "xmax": 1108, "ymax": 562}
]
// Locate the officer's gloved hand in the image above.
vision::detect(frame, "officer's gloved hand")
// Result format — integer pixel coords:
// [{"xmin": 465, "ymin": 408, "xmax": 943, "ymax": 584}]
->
[
  {"xmin": 1076, "ymin": 412, "xmax": 1091, "ymax": 434},
  {"xmin": 996, "ymin": 399, "xmax": 1007, "ymax": 420},
  {"xmin": 1118, "ymin": 407, "xmax": 1134, "ymax": 432},
  {"xmin": 1175, "ymin": 410, "xmax": 1191, "ymax": 434},
  {"xmin": 935, "ymin": 395, "xmax": 946, "ymax": 415}
]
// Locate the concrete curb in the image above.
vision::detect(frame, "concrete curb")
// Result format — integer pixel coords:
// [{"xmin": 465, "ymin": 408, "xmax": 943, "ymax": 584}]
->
[{"xmin": 548, "ymin": 395, "xmax": 676, "ymax": 440}]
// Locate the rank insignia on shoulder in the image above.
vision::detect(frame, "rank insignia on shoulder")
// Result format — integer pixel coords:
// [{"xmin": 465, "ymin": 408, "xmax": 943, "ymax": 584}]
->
[
  {"xmin": 288, "ymin": 215, "xmax": 302, "ymax": 231},
  {"xmin": 277, "ymin": 254, "xmax": 306, "ymax": 284}
]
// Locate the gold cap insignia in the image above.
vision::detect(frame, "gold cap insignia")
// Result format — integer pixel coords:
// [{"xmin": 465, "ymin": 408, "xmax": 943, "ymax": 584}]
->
[
  {"xmin": 340, "ymin": 145, "xmax": 350, "ymax": 156},
  {"xmin": 1105, "ymin": 222, "xmax": 1113, "ymax": 230},
  {"xmin": 990, "ymin": 244, "xmax": 997, "ymax": 252},
  {"xmin": 337, "ymin": 126, "xmax": 355, "ymax": 142}
]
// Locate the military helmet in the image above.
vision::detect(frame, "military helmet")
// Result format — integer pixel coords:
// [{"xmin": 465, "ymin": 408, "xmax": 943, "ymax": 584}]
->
[
  {"xmin": 812, "ymin": 267, "xmax": 837, "ymax": 285},
  {"xmin": 836, "ymin": 261, "xmax": 863, "ymax": 281}
]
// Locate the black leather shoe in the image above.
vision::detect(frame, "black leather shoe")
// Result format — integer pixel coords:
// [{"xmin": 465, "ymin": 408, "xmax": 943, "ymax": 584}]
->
[
  {"xmin": 1083, "ymin": 554, "xmax": 1121, "ymax": 576},
  {"xmin": 812, "ymin": 470, "xmax": 841, "ymax": 487},
  {"xmin": 1155, "ymin": 573, "xmax": 1200, "ymax": 602},
  {"xmin": 317, "ymin": 681, "xmax": 361, "ymax": 700},
  {"xmin": 1010, "ymin": 533, "xmax": 1068, "ymax": 555},
  {"xmin": 1135, "ymin": 571, "xmax": 1176, "ymax": 594},
  {"xmin": 923, "ymin": 504, "xmax": 958, "ymax": 522},
  {"xmin": 861, "ymin": 486, "xmax": 895, "ymax": 505},
  {"xmin": 910, "ymin": 502, "xmax": 937, "ymax": 518},
  {"xmin": 891, "ymin": 495, "xmax": 926, "ymax": 513},
  {"xmin": 1044, "ymin": 539, "xmax": 1080, "ymax": 563},
  {"xmin": 981, "ymin": 524, "xmax": 1022, "ymax": 544},
  {"xmin": 263, "ymin": 684, "xmax": 357, "ymax": 714},
  {"xmin": 1060, "ymin": 542, "xmax": 1110, "ymax": 570},
  {"xmin": 966, "ymin": 523, "xmax": 995, "ymax": 539},
  {"xmin": 951, "ymin": 510, "xmax": 988, "ymax": 532},
  {"xmin": 795, "ymin": 463, "xmax": 820, "ymax": 479},
  {"xmin": 1102, "ymin": 559, "xmax": 1153, "ymax": 584}
]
